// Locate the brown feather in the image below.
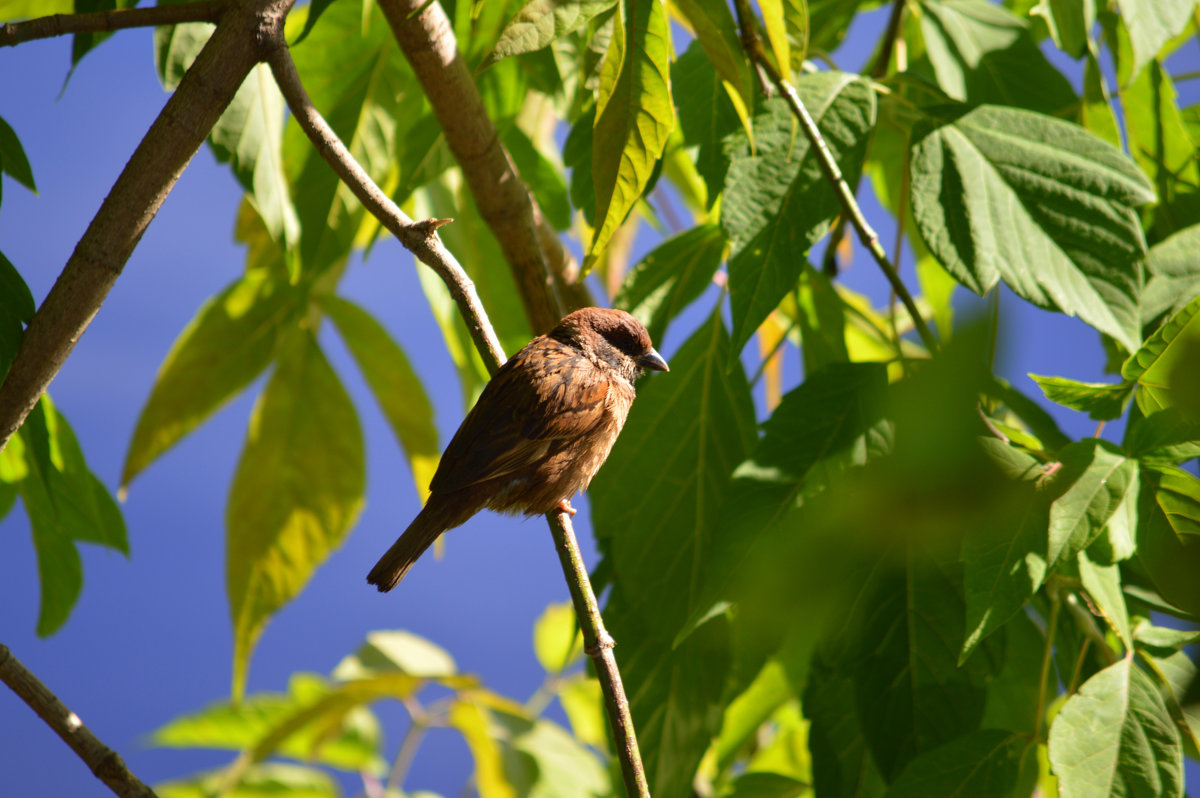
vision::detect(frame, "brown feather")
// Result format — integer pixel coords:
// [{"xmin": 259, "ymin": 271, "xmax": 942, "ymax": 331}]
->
[{"xmin": 367, "ymin": 307, "xmax": 667, "ymax": 592}]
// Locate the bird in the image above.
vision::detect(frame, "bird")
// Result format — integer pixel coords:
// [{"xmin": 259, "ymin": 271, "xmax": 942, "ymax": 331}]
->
[{"xmin": 367, "ymin": 307, "xmax": 669, "ymax": 592}]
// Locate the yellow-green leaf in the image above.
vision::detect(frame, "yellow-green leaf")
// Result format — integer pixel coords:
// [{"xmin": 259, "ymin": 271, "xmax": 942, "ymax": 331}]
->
[
  {"xmin": 588, "ymin": 0, "xmax": 673, "ymax": 269},
  {"xmin": 532, "ymin": 602, "xmax": 583, "ymax": 674},
  {"xmin": 228, "ymin": 329, "xmax": 365, "ymax": 700}
]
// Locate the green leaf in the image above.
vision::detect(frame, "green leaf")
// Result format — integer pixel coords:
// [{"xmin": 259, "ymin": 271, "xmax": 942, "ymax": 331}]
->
[
  {"xmin": 910, "ymin": 104, "xmax": 1155, "ymax": 353},
  {"xmin": 558, "ymin": 678, "xmax": 606, "ymax": 750},
  {"xmin": 672, "ymin": 41, "xmax": 742, "ymax": 208},
  {"xmin": 1155, "ymin": 465, "xmax": 1200, "ymax": 538},
  {"xmin": 588, "ymin": 0, "xmax": 673, "ymax": 267},
  {"xmin": 0, "ymin": 250, "xmax": 35, "ymax": 324},
  {"xmin": 805, "ymin": 642, "xmax": 887, "ymax": 798},
  {"xmin": 319, "ymin": 294, "xmax": 439, "ymax": 503},
  {"xmin": 724, "ymin": 772, "xmax": 807, "ymax": 798},
  {"xmin": 1133, "ymin": 621, "xmax": 1200, "ymax": 651},
  {"xmin": 1046, "ymin": 439, "xmax": 1136, "ymax": 567},
  {"xmin": 1080, "ymin": 51, "xmax": 1122, "ymax": 148},
  {"xmin": 483, "ymin": 0, "xmax": 618, "ymax": 68},
  {"xmin": 1122, "ymin": 292, "xmax": 1200, "ymax": 414},
  {"xmin": 501, "ymin": 124, "xmax": 570, "ymax": 231},
  {"xmin": 0, "ymin": 114, "xmax": 35, "ymax": 193},
  {"xmin": 916, "ymin": 0, "xmax": 1076, "ymax": 114},
  {"xmin": 1048, "ymin": 657, "xmax": 1182, "ymax": 798},
  {"xmin": 532, "ymin": 602, "xmax": 583, "ymax": 674},
  {"xmin": 711, "ymin": 659, "xmax": 792, "ymax": 775},
  {"xmin": 331, "ymin": 630, "xmax": 458, "ymax": 681},
  {"xmin": 671, "ymin": 0, "xmax": 754, "ymax": 115},
  {"xmin": 1136, "ymin": 467, "xmax": 1200, "ymax": 618},
  {"xmin": 122, "ymin": 270, "xmax": 297, "ymax": 490},
  {"xmin": 1032, "ymin": 0, "xmax": 1095, "ymax": 58},
  {"xmin": 68, "ymin": 0, "xmax": 135, "ymax": 69},
  {"xmin": 153, "ymin": 672, "xmax": 387, "ymax": 774},
  {"xmin": 722, "ymin": 74, "xmax": 876, "ymax": 353},
  {"xmin": 614, "ymin": 222, "xmax": 725, "ymax": 344},
  {"xmin": 1123, "ymin": 59, "xmax": 1200, "ymax": 240},
  {"xmin": 1028, "ymin": 374, "xmax": 1134, "ymax": 421},
  {"xmin": 884, "ymin": 729, "xmax": 1021, "ymax": 798},
  {"xmin": 1124, "ymin": 407, "xmax": 1200, "ymax": 463},
  {"xmin": 1137, "ymin": 646, "xmax": 1200, "ymax": 754},
  {"xmin": 1142, "ymin": 224, "xmax": 1200, "ymax": 324},
  {"xmin": 289, "ymin": 0, "xmax": 340, "ymax": 46},
  {"xmin": 1077, "ymin": 549, "xmax": 1132, "ymax": 648},
  {"xmin": 156, "ymin": 762, "xmax": 340, "ymax": 798},
  {"xmin": 1114, "ymin": 0, "xmax": 1195, "ymax": 83},
  {"xmin": 227, "ymin": 330, "xmax": 365, "ymax": 699}
]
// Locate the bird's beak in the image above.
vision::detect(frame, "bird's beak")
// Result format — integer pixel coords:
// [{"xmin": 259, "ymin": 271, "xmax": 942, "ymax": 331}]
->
[{"xmin": 639, "ymin": 348, "xmax": 669, "ymax": 372}]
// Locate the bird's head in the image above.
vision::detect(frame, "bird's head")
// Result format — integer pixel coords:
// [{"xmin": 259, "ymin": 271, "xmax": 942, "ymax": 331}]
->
[{"xmin": 553, "ymin": 307, "xmax": 669, "ymax": 383}]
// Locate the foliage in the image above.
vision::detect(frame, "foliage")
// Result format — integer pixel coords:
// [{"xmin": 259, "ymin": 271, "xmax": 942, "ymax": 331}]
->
[{"xmin": 2, "ymin": 0, "xmax": 1200, "ymax": 796}]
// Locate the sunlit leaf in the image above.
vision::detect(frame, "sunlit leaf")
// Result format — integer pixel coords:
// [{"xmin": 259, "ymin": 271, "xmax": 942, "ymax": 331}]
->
[
  {"xmin": 483, "ymin": 0, "xmax": 618, "ymax": 68},
  {"xmin": 1046, "ymin": 439, "xmax": 1136, "ymax": 567},
  {"xmin": 156, "ymin": 762, "xmax": 340, "ymax": 798},
  {"xmin": 1113, "ymin": 0, "xmax": 1194, "ymax": 84},
  {"xmin": 1029, "ymin": 375, "xmax": 1134, "ymax": 421},
  {"xmin": 332, "ymin": 629, "xmax": 458, "ymax": 681},
  {"xmin": 532, "ymin": 602, "xmax": 583, "ymax": 674},
  {"xmin": 1123, "ymin": 292, "xmax": 1200, "ymax": 414}
]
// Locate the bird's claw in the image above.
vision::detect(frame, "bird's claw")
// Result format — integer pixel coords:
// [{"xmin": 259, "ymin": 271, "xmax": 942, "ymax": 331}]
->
[{"xmin": 556, "ymin": 499, "xmax": 577, "ymax": 517}]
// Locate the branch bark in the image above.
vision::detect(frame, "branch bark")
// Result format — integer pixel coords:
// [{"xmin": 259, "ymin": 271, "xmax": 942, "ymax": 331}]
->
[
  {"xmin": 0, "ymin": 1, "xmax": 224, "ymax": 47},
  {"xmin": 0, "ymin": 643, "xmax": 158, "ymax": 798},
  {"xmin": 377, "ymin": 0, "xmax": 594, "ymax": 333},
  {"xmin": 0, "ymin": 0, "xmax": 295, "ymax": 452},
  {"xmin": 269, "ymin": 31, "xmax": 651, "ymax": 793}
]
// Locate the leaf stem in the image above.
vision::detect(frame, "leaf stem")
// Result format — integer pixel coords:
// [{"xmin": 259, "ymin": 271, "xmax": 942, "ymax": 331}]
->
[{"xmin": 733, "ymin": 0, "xmax": 939, "ymax": 354}]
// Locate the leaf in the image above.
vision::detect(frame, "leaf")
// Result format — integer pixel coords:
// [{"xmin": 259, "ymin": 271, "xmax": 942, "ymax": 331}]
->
[
  {"xmin": 1028, "ymin": 374, "xmax": 1134, "ymax": 421},
  {"xmin": 588, "ymin": 0, "xmax": 673, "ymax": 267},
  {"xmin": 1077, "ymin": 549, "xmax": 1132, "ymax": 648},
  {"xmin": 532, "ymin": 602, "xmax": 583, "ymax": 674},
  {"xmin": 156, "ymin": 762, "xmax": 340, "ymax": 798},
  {"xmin": 1048, "ymin": 657, "xmax": 1183, "ymax": 798},
  {"xmin": 1114, "ymin": 0, "xmax": 1195, "ymax": 83},
  {"xmin": 721, "ymin": 74, "xmax": 876, "ymax": 354},
  {"xmin": 916, "ymin": 0, "xmax": 1076, "ymax": 115},
  {"xmin": 319, "ymin": 294, "xmax": 439, "ymax": 503},
  {"xmin": 0, "ymin": 114, "xmax": 35, "ymax": 193},
  {"xmin": 153, "ymin": 672, "xmax": 387, "ymax": 773},
  {"xmin": 1081, "ymin": 51, "xmax": 1122, "ymax": 147},
  {"xmin": 591, "ymin": 311, "xmax": 756, "ymax": 631},
  {"xmin": 68, "ymin": 0, "xmax": 135, "ymax": 70},
  {"xmin": 1032, "ymin": 0, "xmax": 1095, "ymax": 59},
  {"xmin": 1046, "ymin": 439, "xmax": 1136, "ymax": 567},
  {"xmin": 712, "ymin": 661, "xmax": 794, "ymax": 774},
  {"xmin": 0, "ymin": 250, "xmax": 35, "ymax": 324},
  {"xmin": 501, "ymin": 124, "xmax": 570, "ymax": 231},
  {"xmin": 1122, "ymin": 292, "xmax": 1200, "ymax": 415},
  {"xmin": 671, "ymin": 0, "xmax": 754, "ymax": 114},
  {"xmin": 910, "ymin": 104, "xmax": 1155, "ymax": 353},
  {"xmin": 805, "ymin": 642, "xmax": 887, "ymax": 798},
  {"xmin": 122, "ymin": 270, "xmax": 297, "ymax": 490},
  {"xmin": 1154, "ymin": 465, "xmax": 1200, "ymax": 538},
  {"xmin": 1136, "ymin": 467, "xmax": 1200, "ymax": 618},
  {"xmin": 289, "ymin": 0, "xmax": 340, "ymax": 46},
  {"xmin": 614, "ymin": 222, "xmax": 725, "ymax": 344},
  {"xmin": 558, "ymin": 678, "xmax": 606, "ymax": 750},
  {"xmin": 227, "ymin": 330, "xmax": 365, "ymax": 699},
  {"xmin": 483, "ymin": 0, "xmax": 618, "ymax": 68},
  {"xmin": 672, "ymin": 41, "xmax": 743, "ymax": 208},
  {"xmin": 884, "ymin": 729, "xmax": 1021, "ymax": 798},
  {"xmin": 331, "ymin": 630, "xmax": 458, "ymax": 681},
  {"xmin": 724, "ymin": 771, "xmax": 807, "ymax": 798},
  {"xmin": 1124, "ymin": 407, "xmax": 1200, "ymax": 463},
  {"xmin": 1141, "ymin": 224, "xmax": 1200, "ymax": 324}
]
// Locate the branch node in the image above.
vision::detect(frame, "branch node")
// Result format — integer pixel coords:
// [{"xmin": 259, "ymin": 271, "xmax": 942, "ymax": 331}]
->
[
  {"xmin": 584, "ymin": 633, "xmax": 616, "ymax": 658},
  {"xmin": 413, "ymin": 217, "xmax": 454, "ymax": 236}
]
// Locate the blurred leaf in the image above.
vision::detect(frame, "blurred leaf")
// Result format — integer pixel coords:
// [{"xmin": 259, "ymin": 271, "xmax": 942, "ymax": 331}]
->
[
  {"xmin": 319, "ymin": 294, "xmax": 439, "ymax": 503},
  {"xmin": 588, "ymin": 0, "xmax": 673, "ymax": 268},
  {"xmin": 884, "ymin": 729, "xmax": 1021, "ymax": 798},
  {"xmin": 1032, "ymin": 0, "xmax": 1094, "ymax": 58},
  {"xmin": 1123, "ymin": 59, "xmax": 1200, "ymax": 240},
  {"xmin": 1137, "ymin": 467, "xmax": 1200, "ymax": 618},
  {"xmin": 1142, "ymin": 224, "xmax": 1200, "ymax": 324},
  {"xmin": 1046, "ymin": 439, "xmax": 1136, "ymax": 567},
  {"xmin": 290, "ymin": 0, "xmax": 340, "ymax": 46},
  {"xmin": 1077, "ymin": 549, "xmax": 1132, "ymax": 648},
  {"xmin": 712, "ymin": 659, "xmax": 792, "ymax": 775},
  {"xmin": 1154, "ymin": 466, "xmax": 1200, "ymax": 538},
  {"xmin": 592, "ymin": 311, "xmax": 756, "ymax": 631},
  {"xmin": 916, "ymin": 0, "xmax": 1075, "ymax": 114},
  {"xmin": 672, "ymin": 41, "xmax": 742, "ymax": 209},
  {"xmin": 156, "ymin": 762, "xmax": 340, "ymax": 798},
  {"xmin": 448, "ymin": 699, "xmax": 514, "ymax": 798},
  {"xmin": 741, "ymin": 700, "xmax": 810, "ymax": 780},
  {"xmin": 228, "ymin": 330, "xmax": 365, "ymax": 700},
  {"xmin": 725, "ymin": 771, "xmax": 807, "ymax": 798},
  {"xmin": 910, "ymin": 104, "xmax": 1154, "ymax": 353},
  {"xmin": 123, "ymin": 270, "xmax": 297, "ymax": 490},
  {"xmin": 532, "ymin": 602, "xmax": 582, "ymax": 674},
  {"xmin": 558, "ymin": 677, "xmax": 606, "ymax": 750},
  {"xmin": 1048, "ymin": 657, "xmax": 1182, "ymax": 797},
  {"xmin": 1123, "ymin": 292, "xmax": 1200, "ymax": 415},
  {"xmin": 0, "ymin": 114, "xmax": 35, "ymax": 194},
  {"xmin": 1124, "ymin": 407, "xmax": 1200, "ymax": 463},
  {"xmin": 153, "ymin": 672, "xmax": 386, "ymax": 773},
  {"xmin": 414, "ymin": 259, "xmax": 491, "ymax": 409},
  {"xmin": 501, "ymin": 124, "xmax": 570, "ymax": 231},
  {"xmin": 332, "ymin": 630, "xmax": 458, "ymax": 681},
  {"xmin": 1029, "ymin": 375, "xmax": 1134, "ymax": 421},
  {"xmin": 483, "ymin": 0, "xmax": 618, "ymax": 68},
  {"xmin": 722, "ymin": 74, "xmax": 876, "ymax": 354},
  {"xmin": 1137, "ymin": 645, "xmax": 1200, "ymax": 754},
  {"xmin": 614, "ymin": 222, "xmax": 725, "ymax": 343},
  {"xmin": 1113, "ymin": 0, "xmax": 1194, "ymax": 84}
]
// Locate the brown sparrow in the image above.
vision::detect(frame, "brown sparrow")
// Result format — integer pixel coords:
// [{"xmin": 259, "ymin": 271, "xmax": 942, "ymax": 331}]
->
[{"xmin": 367, "ymin": 307, "xmax": 669, "ymax": 591}]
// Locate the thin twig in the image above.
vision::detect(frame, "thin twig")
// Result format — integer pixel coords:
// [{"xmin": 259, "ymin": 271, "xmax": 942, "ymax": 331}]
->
[
  {"xmin": 1031, "ymin": 589, "xmax": 1060, "ymax": 739},
  {"xmin": 548, "ymin": 509, "xmax": 651, "ymax": 798},
  {"xmin": 733, "ymin": 0, "xmax": 938, "ymax": 354},
  {"xmin": 267, "ymin": 28, "xmax": 650, "ymax": 795},
  {"xmin": 0, "ymin": 1, "xmax": 224, "ymax": 47},
  {"xmin": 263, "ymin": 42, "xmax": 507, "ymax": 373},
  {"xmin": 0, "ymin": 643, "xmax": 158, "ymax": 798}
]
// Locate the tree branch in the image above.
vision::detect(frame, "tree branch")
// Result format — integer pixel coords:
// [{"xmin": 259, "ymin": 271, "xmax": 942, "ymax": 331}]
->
[
  {"xmin": 0, "ymin": 643, "xmax": 158, "ymax": 798},
  {"xmin": 0, "ymin": 0, "xmax": 293, "ymax": 452},
  {"xmin": 376, "ymin": 0, "xmax": 594, "ymax": 333},
  {"xmin": 0, "ymin": 1, "xmax": 224, "ymax": 47},
  {"xmin": 264, "ymin": 27, "xmax": 650, "ymax": 797},
  {"xmin": 263, "ymin": 41, "xmax": 507, "ymax": 373}
]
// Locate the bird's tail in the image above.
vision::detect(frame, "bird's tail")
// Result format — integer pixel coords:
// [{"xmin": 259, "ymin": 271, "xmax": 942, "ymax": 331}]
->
[{"xmin": 367, "ymin": 508, "xmax": 446, "ymax": 592}]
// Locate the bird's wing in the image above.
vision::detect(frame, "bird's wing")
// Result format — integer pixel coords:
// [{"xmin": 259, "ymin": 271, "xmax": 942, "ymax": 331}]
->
[{"xmin": 429, "ymin": 337, "xmax": 614, "ymax": 494}]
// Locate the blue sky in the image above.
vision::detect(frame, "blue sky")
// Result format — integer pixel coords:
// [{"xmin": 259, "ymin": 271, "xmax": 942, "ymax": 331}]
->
[{"xmin": 1, "ymin": 5, "xmax": 1197, "ymax": 797}]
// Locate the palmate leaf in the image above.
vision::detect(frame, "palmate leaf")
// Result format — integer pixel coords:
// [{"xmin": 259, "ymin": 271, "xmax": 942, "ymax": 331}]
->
[
  {"xmin": 227, "ymin": 329, "xmax": 365, "ymax": 699},
  {"xmin": 910, "ymin": 104, "xmax": 1155, "ymax": 353},
  {"xmin": 588, "ymin": 0, "xmax": 673, "ymax": 269},
  {"xmin": 1048, "ymin": 658, "xmax": 1183, "ymax": 798},
  {"xmin": 721, "ymin": 73, "xmax": 875, "ymax": 355}
]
